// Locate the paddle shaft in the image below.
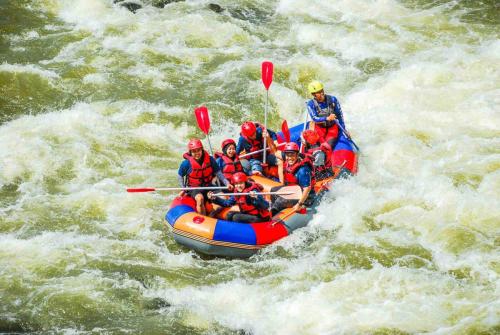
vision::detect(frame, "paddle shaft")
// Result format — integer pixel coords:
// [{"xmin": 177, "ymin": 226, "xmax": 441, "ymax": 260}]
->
[
  {"xmin": 335, "ymin": 119, "xmax": 360, "ymax": 151},
  {"xmin": 127, "ymin": 186, "xmax": 228, "ymax": 193},
  {"xmin": 300, "ymin": 109, "xmax": 309, "ymax": 152},
  {"xmin": 239, "ymin": 142, "xmax": 286, "ymax": 159},
  {"xmin": 263, "ymin": 90, "xmax": 269, "ymax": 164},
  {"xmin": 261, "ymin": 61, "xmax": 273, "ymax": 165},
  {"xmin": 212, "ymin": 191, "xmax": 294, "ymax": 197}
]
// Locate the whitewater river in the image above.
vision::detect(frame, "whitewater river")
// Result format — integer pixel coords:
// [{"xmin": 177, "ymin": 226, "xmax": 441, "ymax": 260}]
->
[{"xmin": 1, "ymin": 0, "xmax": 499, "ymax": 334}]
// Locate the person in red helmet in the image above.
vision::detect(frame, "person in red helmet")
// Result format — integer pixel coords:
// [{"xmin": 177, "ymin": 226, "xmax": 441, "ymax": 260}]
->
[
  {"xmin": 208, "ymin": 172, "xmax": 271, "ymax": 223},
  {"xmin": 270, "ymin": 142, "xmax": 314, "ymax": 215},
  {"xmin": 214, "ymin": 138, "xmax": 244, "ymax": 184},
  {"xmin": 236, "ymin": 121, "xmax": 278, "ymax": 176},
  {"xmin": 178, "ymin": 138, "xmax": 232, "ymax": 215},
  {"xmin": 301, "ymin": 129, "xmax": 334, "ymax": 181}
]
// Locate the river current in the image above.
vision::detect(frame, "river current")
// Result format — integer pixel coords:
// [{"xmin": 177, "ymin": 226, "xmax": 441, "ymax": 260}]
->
[{"xmin": 0, "ymin": 1, "xmax": 499, "ymax": 334}]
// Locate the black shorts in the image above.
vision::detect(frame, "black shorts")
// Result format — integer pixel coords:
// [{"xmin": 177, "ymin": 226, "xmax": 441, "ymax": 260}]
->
[{"xmin": 186, "ymin": 189, "xmax": 210, "ymax": 199}]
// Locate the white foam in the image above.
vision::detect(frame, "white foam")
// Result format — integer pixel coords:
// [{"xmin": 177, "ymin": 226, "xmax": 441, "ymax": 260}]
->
[
  {"xmin": 2, "ymin": 1, "xmax": 499, "ymax": 333},
  {"xmin": 0, "ymin": 62, "xmax": 60, "ymax": 80}
]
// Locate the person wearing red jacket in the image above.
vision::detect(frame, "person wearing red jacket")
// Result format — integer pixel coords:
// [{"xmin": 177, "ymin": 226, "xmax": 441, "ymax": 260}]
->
[
  {"xmin": 301, "ymin": 129, "xmax": 334, "ymax": 181},
  {"xmin": 208, "ymin": 172, "xmax": 271, "ymax": 223},
  {"xmin": 178, "ymin": 139, "xmax": 232, "ymax": 215},
  {"xmin": 215, "ymin": 138, "xmax": 244, "ymax": 183},
  {"xmin": 271, "ymin": 142, "xmax": 314, "ymax": 215},
  {"xmin": 236, "ymin": 121, "xmax": 278, "ymax": 176}
]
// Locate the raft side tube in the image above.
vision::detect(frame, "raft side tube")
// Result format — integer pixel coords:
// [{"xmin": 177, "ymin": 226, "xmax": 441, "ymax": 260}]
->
[{"xmin": 172, "ymin": 233, "xmax": 261, "ymax": 258}]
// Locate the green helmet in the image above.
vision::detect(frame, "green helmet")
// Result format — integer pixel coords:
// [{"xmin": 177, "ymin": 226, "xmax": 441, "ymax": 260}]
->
[{"xmin": 308, "ymin": 81, "xmax": 324, "ymax": 94}]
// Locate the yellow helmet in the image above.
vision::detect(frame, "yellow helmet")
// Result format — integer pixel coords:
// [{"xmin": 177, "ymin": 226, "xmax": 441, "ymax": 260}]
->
[{"xmin": 308, "ymin": 81, "xmax": 324, "ymax": 94}]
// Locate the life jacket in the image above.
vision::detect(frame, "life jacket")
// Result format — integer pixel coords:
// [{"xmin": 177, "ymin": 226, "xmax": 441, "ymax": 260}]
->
[
  {"xmin": 234, "ymin": 181, "xmax": 271, "ymax": 219},
  {"xmin": 312, "ymin": 95, "xmax": 340, "ymax": 135},
  {"xmin": 182, "ymin": 151, "xmax": 214, "ymax": 187},
  {"xmin": 240, "ymin": 123, "xmax": 264, "ymax": 160},
  {"xmin": 215, "ymin": 152, "xmax": 244, "ymax": 180},
  {"xmin": 283, "ymin": 155, "xmax": 315, "ymax": 187},
  {"xmin": 305, "ymin": 142, "xmax": 334, "ymax": 180}
]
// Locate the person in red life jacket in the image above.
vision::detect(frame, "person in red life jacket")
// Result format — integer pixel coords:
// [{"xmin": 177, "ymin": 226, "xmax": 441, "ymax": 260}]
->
[
  {"xmin": 208, "ymin": 172, "xmax": 271, "ymax": 223},
  {"xmin": 306, "ymin": 81, "xmax": 349, "ymax": 149},
  {"xmin": 301, "ymin": 129, "xmax": 334, "ymax": 181},
  {"xmin": 214, "ymin": 138, "xmax": 244, "ymax": 184},
  {"xmin": 270, "ymin": 142, "xmax": 314, "ymax": 215},
  {"xmin": 236, "ymin": 121, "xmax": 278, "ymax": 176},
  {"xmin": 178, "ymin": 139, "xmax": 233, "ymax": 215}
]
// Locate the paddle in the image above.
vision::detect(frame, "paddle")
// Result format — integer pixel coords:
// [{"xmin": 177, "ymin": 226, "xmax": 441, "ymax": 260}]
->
[
  {"xmin": 261, "ymin": 61, "xmax": 273, "ymax": 165},
  {"xmin": 281, "ymin": 119, "xmax": 290, "ymax": 143},
  {"xmin": 239, "ymin": 142, "xmax": 286, "ymax": 159},
  {"xmin": 212, "ymin": 191, "xmax": 296, "ymax": 197},
  {"xmin": 214, "ymin": 185, "xmax": 301, "ymax": 200},
  {"xmin": 194, "ymin": 106, "xmax": 215, "ymax": 155},
  {"xmin": 127, "ymin": 186, "xmax": 229, "ymax": 193},
  {"xmin": 300, "ymin": 108, "xmax": 309, "ymax": 152},
  {"xmin": 194, "ymin": 105, "xmax": 222, "ymax": 186},
  {"xmin": 334, "ymin": 120, "xmax": 360, "ymax": 152}
]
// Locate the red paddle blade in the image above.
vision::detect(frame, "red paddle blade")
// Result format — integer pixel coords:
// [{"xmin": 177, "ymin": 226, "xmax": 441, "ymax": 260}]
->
[
  {"xmin": 194, "ymin": 106, "xmax": 210, "ymax": 135},
  {"xmin": 127, "ymin": 188, "xmax": 155, "ymax": 192},
  {"xmin": 261, "ymin": 61, "xmax": 273, "ymax": 90},
  {"xmin": 281, "ymin": 120, "xmax": 290, "ymax": 143}
]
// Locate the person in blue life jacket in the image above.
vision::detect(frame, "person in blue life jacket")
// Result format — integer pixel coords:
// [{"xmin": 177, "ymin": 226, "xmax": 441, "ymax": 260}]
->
[
  {"xmin": 306, "ymin": 81, "xmax": 350, "ymax": 149},
  {"xmin": 236, "ymin": 121, "xmax": 278, "ymax": 176},
  {"xmin": 178, "ymin": 138, "xmax": 233, "ymax": 215},
  {"xmin": 214, "ymin": 138, "xmax": 245, "ymax": 185},
  {"xmin": 208, "ymin": 172, "xmax": 271, "ymax": 223},
  {"xmin": 270, "ymin": 142, "xmax": 314, "ymax": 216}
]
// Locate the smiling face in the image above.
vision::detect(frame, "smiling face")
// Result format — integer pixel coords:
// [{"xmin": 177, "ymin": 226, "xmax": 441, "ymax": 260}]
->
[
  {"xmin": 285, "ymin": 151, "xmax": 298, "ymax": 165},
  {"xmin": 190, "ymin": 147, "xmax": 203, "ymax": 160},
  {"xmin": 234, "ymin": 181, "xmax": 245, "ymax": 192},
  {"xmin": 226, "ymin": 144, "xmax": 236, "ymax": 158}
]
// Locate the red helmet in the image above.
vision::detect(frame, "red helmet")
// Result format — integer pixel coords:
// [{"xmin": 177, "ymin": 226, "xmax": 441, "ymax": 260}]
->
[
  {"xmin": 221, "ymin": 138, "xmax": 236, "ymax": 150},
  {"xmin": 241, "ymin": 122, "xmax": 257, "ymax": 137},
  {"xmin": 283, "ymin": 142, "xmax": 299, "ymax": 153},
  {"xmin": 302, "ymin": 129, "xmax": 320, "ymax": 145},
  {"xmin": 188, "ymin": 139, "xmax": 203, "ymax": 151},
  {"xmin": 232, "ymin": 172, "xmax": 247, "ymax": 184}
]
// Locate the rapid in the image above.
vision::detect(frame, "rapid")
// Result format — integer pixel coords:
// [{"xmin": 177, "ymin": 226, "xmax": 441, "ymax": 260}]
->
[{"xmin": 0, "ymin": 0, "xmax": 499, "ymax": 334}]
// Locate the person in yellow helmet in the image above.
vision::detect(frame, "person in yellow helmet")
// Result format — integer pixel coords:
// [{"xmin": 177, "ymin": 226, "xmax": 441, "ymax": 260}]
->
[{"xmin": 306, "ymin": 81, "xmax": 348, "ymax": 149}]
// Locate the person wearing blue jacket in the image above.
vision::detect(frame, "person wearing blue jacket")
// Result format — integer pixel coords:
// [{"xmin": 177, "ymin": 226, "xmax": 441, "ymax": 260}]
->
[
  {"xmin": 306, "ymin": 81, "xmax": 348, "ymax": 149},
  {"xmin": 208, "ymin": 173, "xmax": 271, "ymax": 223}
]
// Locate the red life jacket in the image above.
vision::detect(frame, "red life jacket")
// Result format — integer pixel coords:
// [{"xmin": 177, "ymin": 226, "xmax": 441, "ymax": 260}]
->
[
  {"xmin": 305, "ymin": 142, "xmax": 334, "ymax": 181},
  {"xmin": 240, "ymin": 123, "xmax": 265, "ymax": 160},
  {"xmin": 183, "ymin": 151, "xmax": 214, "ymax": 187},
  {"xmin": 215, "ymin": 152, "xmax": 244, "ymax": 180},
  {"xmin": 283, "ymin": 156, "xmax": 315, "ymax": 186},
  {"xmin": 306, "ymin": 142, "xmax": 332, "ymax": 168},
  {"xmin": 234, "ymin": 181, "xmax": 271, "ymax": 219}
]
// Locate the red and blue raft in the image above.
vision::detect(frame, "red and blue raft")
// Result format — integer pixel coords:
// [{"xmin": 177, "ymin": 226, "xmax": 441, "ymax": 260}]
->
[{"xmin": 165, "ymin": 121, "xmax": 358, "ymax": 258}]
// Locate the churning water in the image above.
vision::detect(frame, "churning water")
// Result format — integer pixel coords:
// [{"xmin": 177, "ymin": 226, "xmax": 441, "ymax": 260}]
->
[{"xmin": 1, "ymin": 0, "xmax": 499, "ymax": 334}]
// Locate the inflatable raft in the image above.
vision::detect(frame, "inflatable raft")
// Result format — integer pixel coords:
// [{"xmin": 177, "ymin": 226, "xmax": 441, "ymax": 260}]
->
[{"xmin": 165, "ymin": 121, "xmax": 358, "ymax": 258}]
